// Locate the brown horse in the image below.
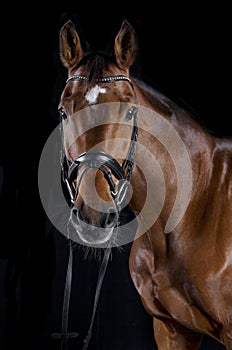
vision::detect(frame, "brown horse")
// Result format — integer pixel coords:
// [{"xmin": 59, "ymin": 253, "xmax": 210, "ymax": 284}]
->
[{"xmin": 57, "ymin": 19, "xmax": 232, "ymax": 349}]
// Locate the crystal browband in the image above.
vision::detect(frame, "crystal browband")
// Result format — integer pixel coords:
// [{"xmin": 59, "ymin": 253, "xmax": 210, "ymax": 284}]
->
[{"xmin": 66, "ymin": 74, "xmax": 132, "ymax": 85}]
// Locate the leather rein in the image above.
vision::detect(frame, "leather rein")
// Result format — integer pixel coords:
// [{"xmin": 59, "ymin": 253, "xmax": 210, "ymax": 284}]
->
[{"xmin": 52, "ymin": 74, "xmax": 138, "ymax": 350}]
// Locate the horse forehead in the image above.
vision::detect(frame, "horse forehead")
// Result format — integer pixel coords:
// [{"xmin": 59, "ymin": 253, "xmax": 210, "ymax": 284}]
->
[
  {"xmin": 62, "ymin": 81, "xmax": 131, "ymax": 107},
  {"xmin": 85, "ymin": 85, "xmax": 107, "ymax": 104}
]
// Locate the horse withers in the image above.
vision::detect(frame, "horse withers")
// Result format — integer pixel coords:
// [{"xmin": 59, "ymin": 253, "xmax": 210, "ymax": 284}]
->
[{"xmin": 57, "ymin": 18, "xmax": 232, "ymax": 349}]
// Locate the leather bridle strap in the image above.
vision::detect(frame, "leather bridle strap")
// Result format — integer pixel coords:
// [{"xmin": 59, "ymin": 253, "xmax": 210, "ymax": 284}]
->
[
  {"xmin": 52, "ymin": 241, "xmax": 111, "ymax": 350},
  {"xmin": 82, "ymin": 247, "xmax": 111, "ymax": 350},
  {"xmin": 51, "ymin": 240, "xmax": 78, "ymax": 348}
]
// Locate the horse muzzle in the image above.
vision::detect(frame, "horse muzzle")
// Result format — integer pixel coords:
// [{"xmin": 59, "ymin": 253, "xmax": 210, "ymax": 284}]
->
[{"xmin": 70, "ymin": 205, "xmax": 119, "ymax": 245}]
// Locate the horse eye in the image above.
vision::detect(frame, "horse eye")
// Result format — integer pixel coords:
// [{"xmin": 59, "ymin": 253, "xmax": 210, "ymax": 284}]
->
[{"xmin": 58, "ymin": 108, "xmax": 68, "ymax": 121}]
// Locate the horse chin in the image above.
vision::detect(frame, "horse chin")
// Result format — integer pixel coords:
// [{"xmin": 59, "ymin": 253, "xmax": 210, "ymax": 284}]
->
[{"xmin": 70, "ymin": 219, "xmax": 115, "ymax": 246}]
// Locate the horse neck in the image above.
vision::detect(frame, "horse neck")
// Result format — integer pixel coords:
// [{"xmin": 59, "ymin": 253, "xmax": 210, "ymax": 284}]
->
[{"xmin": 131, "ymin": 80, "xmax": 222, "ymax": 233}]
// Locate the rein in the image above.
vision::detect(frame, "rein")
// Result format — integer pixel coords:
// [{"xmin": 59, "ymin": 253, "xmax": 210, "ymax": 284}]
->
[{"xmin": 53, "ymin": 75, "xmax": 138, "ymax": 350}]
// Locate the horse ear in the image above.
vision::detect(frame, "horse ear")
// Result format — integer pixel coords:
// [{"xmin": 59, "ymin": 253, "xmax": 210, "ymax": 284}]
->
[
  {"xmin": 59, "ymin": 20, "xmax": 83, "ymax": 69},
  {"xmin": 114, "ymin": 20, "xmax": 136, "ymax": 69}
]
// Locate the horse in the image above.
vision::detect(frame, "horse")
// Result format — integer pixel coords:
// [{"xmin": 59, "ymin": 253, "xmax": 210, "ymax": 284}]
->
[{"xmin": 55, "ymin": 18, "xmax": 232, "ymax": 349}]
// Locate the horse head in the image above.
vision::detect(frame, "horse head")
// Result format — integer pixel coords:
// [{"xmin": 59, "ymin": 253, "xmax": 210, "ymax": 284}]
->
[{"xmin": 59, "ymin": 20, "xmax": 139, "ymax": 246}]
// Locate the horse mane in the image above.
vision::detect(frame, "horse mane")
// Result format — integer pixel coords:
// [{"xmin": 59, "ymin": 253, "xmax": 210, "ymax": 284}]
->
[
  {"xmin": 134, "ymin": 78, "xmax": 174, "ymax": 116},
  {"xmin": 80, "ymin": 52, "xmax": 113, "ymax": 82},
  {"xmin": 135, "ymin": 77, "xmax": 230, "ymax": 139}
]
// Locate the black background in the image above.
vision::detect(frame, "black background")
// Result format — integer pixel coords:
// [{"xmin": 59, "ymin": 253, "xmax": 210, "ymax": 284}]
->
[{"xmin": 0, "ymin": 3, "xmax": 231, "ymax": 350}]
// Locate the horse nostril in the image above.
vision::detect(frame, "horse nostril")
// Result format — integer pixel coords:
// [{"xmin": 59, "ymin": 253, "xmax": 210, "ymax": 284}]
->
[
  {"xmin": 72, "ymin": 208, "xmax": 78, "ymax": 216},
  {"xmin": 100, "ymin": 209, "xmax": 118, "ymax": 228}
]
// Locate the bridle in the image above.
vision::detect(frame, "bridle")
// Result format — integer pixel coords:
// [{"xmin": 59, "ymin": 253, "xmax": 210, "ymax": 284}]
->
[
  {"xmin": 53, "ymin": 74, "xmax": 138, "ymax": 350},
  {"xmin": 61, "ymin": 74, "xmax": 137, "ymax": 210},
  {"xmin": 61, "ymin": 104, "xmax": 138, "ymax": 209}
]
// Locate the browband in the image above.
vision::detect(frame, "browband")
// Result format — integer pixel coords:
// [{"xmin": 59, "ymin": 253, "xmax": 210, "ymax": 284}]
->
[{"xmin": 66, "ymin": 74, "xmax": 132, "ymax": 85}]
